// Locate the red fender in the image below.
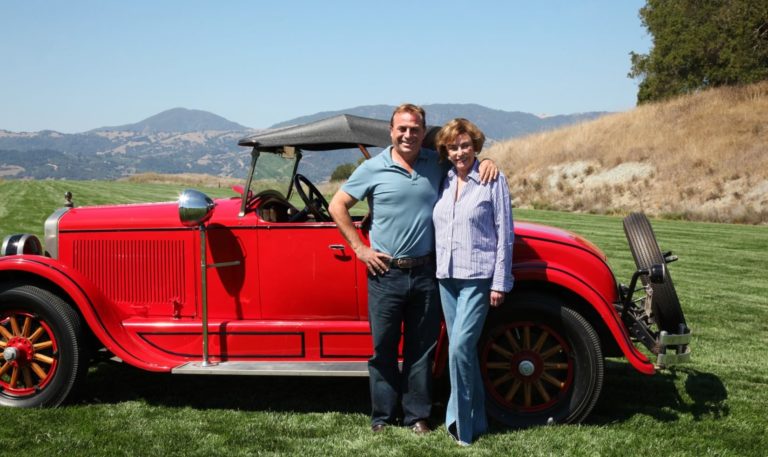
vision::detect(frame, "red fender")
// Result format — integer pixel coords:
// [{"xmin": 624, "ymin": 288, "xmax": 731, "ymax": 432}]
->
[
  {"xmin": 514, "ymin": 264, "xmax": 655, "ymax": 375},
  {"xmin": 433, "ymin": 279, "xmax": 655, "ymax": 378},
  {"xmin": 0, "ymin": 255, "xmax": 178, "ymax": 371},
  {"xmin": 431, "ymin": 261, "xmax": 655, "ymax": 378}
]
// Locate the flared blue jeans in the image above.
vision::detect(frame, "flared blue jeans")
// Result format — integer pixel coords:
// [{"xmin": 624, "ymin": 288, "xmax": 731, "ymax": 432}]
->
[{"xmin": 438, "ymin": 277, "xmax": 491, "ymax": 444}]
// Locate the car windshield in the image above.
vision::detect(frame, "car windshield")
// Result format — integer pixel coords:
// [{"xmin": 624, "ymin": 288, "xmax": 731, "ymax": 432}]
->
[
  {"xmin": 249, "ymin": 151, "xmax": 296, "ymax": 197},
  {"xmin": 242, "ymin": 142, "xmax": 376, "ymax": 217}
]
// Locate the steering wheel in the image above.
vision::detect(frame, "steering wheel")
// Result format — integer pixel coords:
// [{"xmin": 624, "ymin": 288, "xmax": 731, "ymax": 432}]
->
[{"xmin": 292, "ymin": 174, "xmax": 331, "ymax": 222}]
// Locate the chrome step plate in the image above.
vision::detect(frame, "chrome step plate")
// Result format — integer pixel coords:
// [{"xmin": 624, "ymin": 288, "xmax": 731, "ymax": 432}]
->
[{"xmin": 172, "ymin": 361, "xmax": 370, "ymax": 377}]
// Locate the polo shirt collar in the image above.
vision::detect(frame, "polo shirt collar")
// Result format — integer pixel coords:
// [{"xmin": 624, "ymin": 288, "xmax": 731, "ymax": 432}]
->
[{"xmin": 383, "ymin": 145, "xmax": 428, "ymax": 168}]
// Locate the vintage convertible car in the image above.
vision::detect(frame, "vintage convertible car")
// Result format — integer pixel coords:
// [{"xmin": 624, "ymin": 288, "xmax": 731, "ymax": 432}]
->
[{"xmin": 0, "ymin": 114, "xmax": 690, "ymax": 427}]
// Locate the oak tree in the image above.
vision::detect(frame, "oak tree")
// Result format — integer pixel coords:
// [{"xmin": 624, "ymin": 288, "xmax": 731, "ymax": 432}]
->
[{"xmin": 629, "ymin": 0, "xmax": 768, "ymax": 103}]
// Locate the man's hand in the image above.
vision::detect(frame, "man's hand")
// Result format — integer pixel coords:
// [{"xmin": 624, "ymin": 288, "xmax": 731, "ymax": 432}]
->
[
  {"xmin": 490, "ymin": 290, "xmax": 505, "ymax": 307},
  {"xmin": 329, "ymin": 190, "xmax": 392, "ymax": 275},
  {"xmin": 355, "ymin": 245, "xmax": 392, "ymax": 276},
  {"xmin": 478, "ymin": 158, "xmax": 499, "ymax": 183}
]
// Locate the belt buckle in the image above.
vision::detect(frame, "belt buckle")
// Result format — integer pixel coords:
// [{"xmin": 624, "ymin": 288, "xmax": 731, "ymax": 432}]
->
[
  {"xmin": 393, "ymin": 257, "xmax": 414, "ymax": 268},
  {"xmin": 393, "ymin": 257, "xmax": 415, "ymax": 269}
]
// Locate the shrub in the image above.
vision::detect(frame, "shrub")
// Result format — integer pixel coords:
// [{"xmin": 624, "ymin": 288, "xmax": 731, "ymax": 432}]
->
[{"xmin": 330, "ymin": 163, "xmax": 357, "ymax": 182}]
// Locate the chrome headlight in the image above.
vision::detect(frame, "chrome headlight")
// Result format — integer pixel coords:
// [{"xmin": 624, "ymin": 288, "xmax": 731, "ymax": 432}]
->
[{"xmin": 1, "ymin": 234, "xmax": 43, "ymax": 256}]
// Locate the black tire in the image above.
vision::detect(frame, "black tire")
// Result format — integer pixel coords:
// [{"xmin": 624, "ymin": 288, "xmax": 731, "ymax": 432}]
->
[
  {"xmin": 623, "ymin": 212, "xmax": 686, "ymax": 333},
  {"xmin": 0, "ymin": 284, "xmax": 87, "ymax": 407},
  {"xmin": 479, "ymin": 294, "xmax": 604, "ymax": 428}
]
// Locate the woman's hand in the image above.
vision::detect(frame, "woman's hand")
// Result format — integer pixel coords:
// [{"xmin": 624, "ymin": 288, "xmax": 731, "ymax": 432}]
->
[{"xmin": 490, "ymin": 290, "xmax": 505, "ymax": 307}]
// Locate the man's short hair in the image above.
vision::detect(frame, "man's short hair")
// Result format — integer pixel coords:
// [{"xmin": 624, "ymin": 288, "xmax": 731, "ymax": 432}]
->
[{"xmin": 390, "ymin": 103, "xmax": 426, "ymax": 128}]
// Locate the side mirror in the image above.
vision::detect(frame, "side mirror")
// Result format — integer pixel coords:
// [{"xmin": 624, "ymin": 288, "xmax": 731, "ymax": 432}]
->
[
  {"xmin": 649, "ymin": 263, "xmax": 666, "ymax": 284},
  {"xmin": 178, "ymin": 189, "xmax": 215, "ymax": 227}
]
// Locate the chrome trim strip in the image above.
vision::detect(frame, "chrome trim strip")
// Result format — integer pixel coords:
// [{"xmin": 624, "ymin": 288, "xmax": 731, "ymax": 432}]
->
[
  {"xmin": 44, "ymin": 207, "xmax": 70, "ymax": 259},
  {"xmin": 172, "ymin": 361, "xmax": 370, "ymax": 377}
]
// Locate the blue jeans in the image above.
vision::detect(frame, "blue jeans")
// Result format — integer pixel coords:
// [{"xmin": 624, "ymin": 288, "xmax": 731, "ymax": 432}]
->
[
  {"xmin": 439, "ymin": 277, "xmax": 491, "ymax": 444},
  {"xmin": 367, "ymin": 263, "xmax": 441, "ymax": 426}
]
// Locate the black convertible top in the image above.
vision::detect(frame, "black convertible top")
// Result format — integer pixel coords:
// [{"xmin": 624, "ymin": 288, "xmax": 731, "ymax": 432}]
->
[{"xmin": 238, "ymin": 114, "xmax": 439, "ymax": 152}]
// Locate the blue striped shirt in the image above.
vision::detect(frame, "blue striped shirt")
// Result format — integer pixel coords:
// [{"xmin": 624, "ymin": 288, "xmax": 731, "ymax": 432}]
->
[{"xmin": 432, "ymin": 160, "xmax": 514, "ymax": 292}]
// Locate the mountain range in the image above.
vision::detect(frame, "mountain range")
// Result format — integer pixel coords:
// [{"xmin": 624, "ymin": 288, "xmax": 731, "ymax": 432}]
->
[{"xmin": 0, "ymin": 106, "xmax": 607, "ymax": 182}]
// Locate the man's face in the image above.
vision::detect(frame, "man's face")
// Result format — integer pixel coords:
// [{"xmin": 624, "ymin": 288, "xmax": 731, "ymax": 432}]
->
[{"xmin": 390, "ymin": 112, "xmax": 425, "ymax": 157}]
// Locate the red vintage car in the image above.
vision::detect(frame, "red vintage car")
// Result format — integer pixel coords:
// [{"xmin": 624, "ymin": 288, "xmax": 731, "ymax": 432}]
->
[{"xmin": 0, "ymin": 115, "xmax": 690, "ymax": 427}]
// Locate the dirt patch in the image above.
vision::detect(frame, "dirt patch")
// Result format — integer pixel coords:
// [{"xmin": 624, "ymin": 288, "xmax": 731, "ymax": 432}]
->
[
  {"xmin": 0, "ymin": 165, "xmax": 24, "ymax": 177},
  {"xmin": 546, "ymin": 161, "xmax": 654, "ymax": 190}
]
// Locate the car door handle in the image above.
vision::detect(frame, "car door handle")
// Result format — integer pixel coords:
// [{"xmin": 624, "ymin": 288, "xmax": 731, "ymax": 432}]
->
[{"xmin": 328, "ymin": 244, "xmax": 346, "ymax": 251}]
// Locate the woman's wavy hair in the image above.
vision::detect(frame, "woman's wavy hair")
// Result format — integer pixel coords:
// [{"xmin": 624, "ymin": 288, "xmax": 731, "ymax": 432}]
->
[{"xmin": 435, "ymin": 118, "xmax": 486, "ymax": 162}]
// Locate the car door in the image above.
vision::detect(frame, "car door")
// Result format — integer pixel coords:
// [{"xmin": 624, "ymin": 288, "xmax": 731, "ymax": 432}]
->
[{"xmin": 257, "ymin": 223, "xmax": 359, "ymax": 320}]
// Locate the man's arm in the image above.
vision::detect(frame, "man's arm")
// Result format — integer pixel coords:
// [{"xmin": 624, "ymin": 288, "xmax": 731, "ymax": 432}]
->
[
  {"xmin": 478, "ymin": 158, "xmax": 499, "ymax": 183},
  {"xmin": 329, "ymin": 190, "xmax": 391, "ymax": 276}
]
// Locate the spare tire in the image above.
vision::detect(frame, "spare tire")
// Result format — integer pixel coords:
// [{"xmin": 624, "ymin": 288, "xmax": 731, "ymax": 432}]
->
[{"xmin": 623, "ymin": 212, "xmax": 686, "ymax": 334}]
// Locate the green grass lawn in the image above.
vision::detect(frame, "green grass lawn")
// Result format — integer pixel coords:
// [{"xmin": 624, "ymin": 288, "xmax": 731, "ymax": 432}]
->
[{"xmin": 0, "ymin": 181, "xmax": 766, "ymax": 456}]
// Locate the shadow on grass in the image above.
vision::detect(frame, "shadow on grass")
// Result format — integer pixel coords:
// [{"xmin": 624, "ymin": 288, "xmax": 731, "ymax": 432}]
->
[
  {"xmin": 587, "ymin": 360, "xmax": 729, "ymax": 425},
  {"xmin": 77, "ymin": 359, "xmax": 728, "ymax": 427},
  {"xmin": 78, "ymin": 360, "xmax": 371, "ymax": 415}
]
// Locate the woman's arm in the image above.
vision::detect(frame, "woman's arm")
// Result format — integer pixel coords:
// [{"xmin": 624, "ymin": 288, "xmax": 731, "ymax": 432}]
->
[{"xmin": 491, "ymin": 173, "xmax": 514, "ymax": 298}]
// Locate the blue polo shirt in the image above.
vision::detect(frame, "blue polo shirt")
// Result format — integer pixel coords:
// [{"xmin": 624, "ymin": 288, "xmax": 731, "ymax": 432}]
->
[{"xmin": 342, "ymin": 146, "xmax": 448, "ymax": 259}]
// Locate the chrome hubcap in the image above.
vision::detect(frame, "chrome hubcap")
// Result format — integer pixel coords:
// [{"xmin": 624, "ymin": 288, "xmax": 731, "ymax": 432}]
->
[
  {"xmin": 3, "ymin": 346, "xmax": 18, "ymax": 362},
  {"xmin": 518, "ymin": 360, "xmax": 535, "ymax": 376}
]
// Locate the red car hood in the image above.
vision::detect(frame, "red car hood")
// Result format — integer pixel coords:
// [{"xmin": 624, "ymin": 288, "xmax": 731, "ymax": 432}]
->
[
  {"xmin": 57, "ymin": 197, "xmax": 243, "ymax": 231},
  {"xmin": 514, "ymin": 221, "xmax": 608, "ymax": 261}
]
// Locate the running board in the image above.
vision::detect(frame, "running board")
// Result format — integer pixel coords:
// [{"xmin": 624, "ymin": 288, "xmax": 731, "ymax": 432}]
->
[{"xmin": 172, "ymin": 361, "xmax": 370, "ymax": 377}]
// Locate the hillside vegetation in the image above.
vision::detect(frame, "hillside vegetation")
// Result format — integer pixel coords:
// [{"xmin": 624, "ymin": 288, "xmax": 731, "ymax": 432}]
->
[{"xmin": 485, "ymin": 81, "xmax": 768, "ymax": 224}]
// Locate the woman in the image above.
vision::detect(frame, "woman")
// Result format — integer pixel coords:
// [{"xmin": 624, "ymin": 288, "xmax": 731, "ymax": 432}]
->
[{"xmin": 432, "ymin": 118, "xmax": 514, "ymax": 445}]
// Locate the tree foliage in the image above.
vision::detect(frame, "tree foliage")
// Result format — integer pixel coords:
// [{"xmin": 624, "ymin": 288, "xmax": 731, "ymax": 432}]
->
[
  {"xmin": 330, "ymin": 163, "xmax": 357, "ymax": 181},
  {"xmin": 629, "ymin": 0, "xmax": 768, "ymax": 103},
  {"xmin": 330, "ymin": 157, "xmax": 366, "ymax": 181}
]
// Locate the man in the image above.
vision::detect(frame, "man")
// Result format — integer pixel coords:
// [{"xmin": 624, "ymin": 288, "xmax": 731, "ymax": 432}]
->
[{"xmin": 328, "ymin": 104, "xmax": 496, "ymax": 434}]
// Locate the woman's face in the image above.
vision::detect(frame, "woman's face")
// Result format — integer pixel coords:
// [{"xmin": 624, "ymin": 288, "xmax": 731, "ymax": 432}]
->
[{"xmin": 447, "ymin": 133, "xmax": 476, "ymax": 175}]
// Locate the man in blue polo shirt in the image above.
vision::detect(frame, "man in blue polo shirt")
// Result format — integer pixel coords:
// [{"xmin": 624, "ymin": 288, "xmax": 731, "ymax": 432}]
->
[{"xmin": 328, "ymin": 104, "xmax": 497, "ymax": 434}]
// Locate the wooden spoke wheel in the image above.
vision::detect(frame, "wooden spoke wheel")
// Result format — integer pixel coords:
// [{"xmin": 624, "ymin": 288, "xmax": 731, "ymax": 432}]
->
[
  {"xmin": 0, "ymin": 311, "xmax": 59, "ymax": 395},
  {"xmin": 480, "ymin": 296, "xmax": 604, "ymax": 428},
  {"xmin": 481, "ymin": 321, "xmax": 574, "ymax": 413},
  {"xmin": 0, "ymin": 284, "xmax": 87, "ymax": 407}
]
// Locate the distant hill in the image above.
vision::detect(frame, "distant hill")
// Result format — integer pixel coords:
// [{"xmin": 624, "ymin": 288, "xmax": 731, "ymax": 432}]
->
[
  {"xmin": 91, "ymin": 107, "xmax": 249, "ymax": 133},
  {"xmin": 485, "ymin": 81, "xmax": 768, "ymax": 224},
  {"xmin": 272, "ymin": 104, "xmax": 608, "ymax": 142},
  {"xmin": 0, "ymin": 104, "xmax": 607, "ymax": 182}
]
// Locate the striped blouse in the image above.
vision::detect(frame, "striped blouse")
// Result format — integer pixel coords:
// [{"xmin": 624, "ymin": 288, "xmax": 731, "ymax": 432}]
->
[{"xmin": 432, "ymin": 160, "xmax": 514, "ymax": 292}]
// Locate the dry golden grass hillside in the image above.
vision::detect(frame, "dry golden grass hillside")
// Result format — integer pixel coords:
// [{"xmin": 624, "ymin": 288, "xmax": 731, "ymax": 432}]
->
[{"xmin": 484, "ymin": 81, "xmax": 768, "ymax": 224}]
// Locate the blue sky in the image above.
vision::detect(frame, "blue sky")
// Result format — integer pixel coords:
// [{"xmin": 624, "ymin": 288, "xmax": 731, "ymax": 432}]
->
[{"xmin": 1, "ymin": 1, "xmax": 650, "ymax": 133}]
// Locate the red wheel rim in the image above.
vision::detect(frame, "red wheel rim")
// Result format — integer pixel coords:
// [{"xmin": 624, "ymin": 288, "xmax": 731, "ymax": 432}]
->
[
  {"xmin": 0, "ymin": 311, "xmax": 60, "ymax": 396},
  {"xmin": 481, "ymin": 321, "xmax": 573, "ymax": 412}
]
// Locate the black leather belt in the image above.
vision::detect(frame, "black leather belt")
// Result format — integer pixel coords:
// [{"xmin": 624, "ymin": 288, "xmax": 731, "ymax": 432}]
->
[{"xmin": 390, "ymin": 254, "xmax": 434, "ymax": 269}]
